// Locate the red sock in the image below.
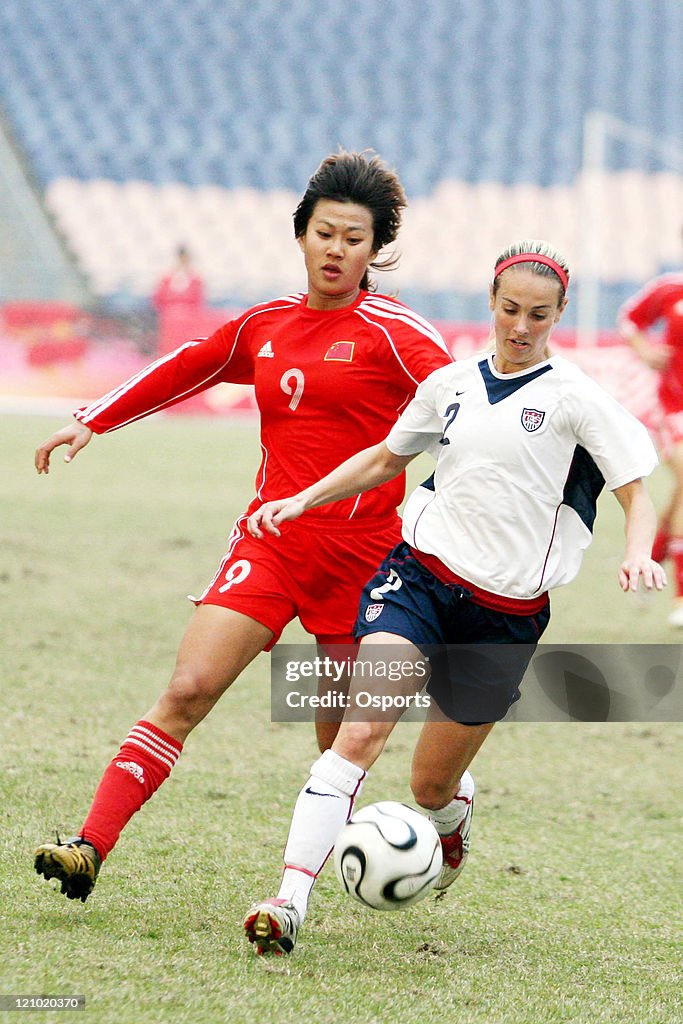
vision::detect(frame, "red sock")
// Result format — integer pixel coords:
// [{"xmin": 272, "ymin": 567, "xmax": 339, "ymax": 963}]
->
[
  {"xmin": 80, "ymin": 720, "xmax": 182, "ymax": 860},
  {"xmin": 651, "ymin": 527, "xmax": 670, "ymax": 564},
  {"xmin": 668, "ymin": 537, "xmax": 683, "ymax": 597}
]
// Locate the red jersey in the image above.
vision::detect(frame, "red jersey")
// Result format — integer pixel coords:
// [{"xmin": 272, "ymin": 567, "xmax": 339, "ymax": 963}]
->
[
  {"xmin": 76, "ymin": 290, "xmax": 452, "ymax": 522},
  {"xmin": 619, "ymin": 273, "xmax": 683, "ymax": 411},
  {"xmin": 153, "ymin": 270, "xmax": 204, "ymax": 311}
]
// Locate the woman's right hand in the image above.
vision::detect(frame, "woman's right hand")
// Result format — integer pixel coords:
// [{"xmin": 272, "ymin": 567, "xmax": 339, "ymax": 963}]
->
[
  {"xmin": 35, "ymin": 419, "xmax": 93, "ymax": 474},
  {"xmin": 247, "ymin": 496, "xmax": 308, "ymax": 538}
]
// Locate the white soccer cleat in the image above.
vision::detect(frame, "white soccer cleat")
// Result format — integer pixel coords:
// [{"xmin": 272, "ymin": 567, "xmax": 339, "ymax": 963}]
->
[
  {"xmin": 433, "ymin": 796, "xmax": 474, "ymax": 890},
  {"xmin": 243, "ymin": 899, "xmax": 300, "ymax": 955}
]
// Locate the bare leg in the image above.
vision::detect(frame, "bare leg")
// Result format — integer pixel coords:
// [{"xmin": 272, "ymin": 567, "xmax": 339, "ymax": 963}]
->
[
  {"xmin": 332, "ymin": 632, "xmax": 427, "ymax": 766},
  {"xmin": 315, "ymin": 716, "xmax": 343, "ymax": 753},
  {"xmin": 35, "ymin": 604, "xmax": 275, "ymax": 892},
  {"xmin": 144, "ymin": 604, "xmax": 274, "ymax": 741},
  {"xmin": 665, "ymin": 442, "xmax": 683, "ymax": 537},
  {"xmin": 314, "ymin": 639, "xmax": 354, "ymax": 753},
  {"xmin": 245, "ymin": 634, "xmax": 489, "ymax": 948},
  {"xmin": 665, "ymin": 442, "xmax": 683, "ymax": 617},
  {"xmin": 248, "ymin": 633, "xmax": 423, "ymax": 938},
  {"xmin": 411, "ymin": 704, "xmax": 494, "ymax": 809}
]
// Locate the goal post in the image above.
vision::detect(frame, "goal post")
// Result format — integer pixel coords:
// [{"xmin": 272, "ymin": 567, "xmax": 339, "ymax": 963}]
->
[{"xmin": 576, "ymin": 111, "xmax": 683, "ymax": 347}]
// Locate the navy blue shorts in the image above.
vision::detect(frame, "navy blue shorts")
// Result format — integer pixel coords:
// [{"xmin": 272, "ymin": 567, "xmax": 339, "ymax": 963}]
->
[{"xmin": 354, "ymin": 543, "xmax": 551, "ymax": 723}]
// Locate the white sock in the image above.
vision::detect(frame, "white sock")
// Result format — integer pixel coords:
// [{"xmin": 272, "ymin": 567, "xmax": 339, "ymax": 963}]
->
[
  {"xmin": 275, "ymin": 749, "xmax": 366, "ymax": 922},
  {"xmin": 426, "ymin": 769, "xmax": 475, "ymax": 836}
]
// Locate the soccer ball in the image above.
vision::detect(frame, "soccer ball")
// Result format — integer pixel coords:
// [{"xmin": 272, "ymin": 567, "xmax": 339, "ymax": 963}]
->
[{"xmin": 333, "ymin": 801, "xmax": 443, "ymax": 911}]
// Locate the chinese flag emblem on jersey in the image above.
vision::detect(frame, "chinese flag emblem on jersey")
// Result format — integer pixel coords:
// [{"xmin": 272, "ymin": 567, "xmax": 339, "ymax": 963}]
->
[{"xmin": 324, "ymin": 341, "xmax": 355, "ymax": 362}]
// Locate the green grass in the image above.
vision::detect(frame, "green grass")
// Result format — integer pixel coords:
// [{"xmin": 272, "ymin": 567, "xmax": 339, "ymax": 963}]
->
[{"xmin": 1, "ymin": 414, "xmax": 680, "ymax": 1024}]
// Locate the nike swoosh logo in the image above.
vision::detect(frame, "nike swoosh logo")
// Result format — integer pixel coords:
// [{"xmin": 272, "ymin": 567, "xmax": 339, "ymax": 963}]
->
[
  {"xmin": 305, "ymin": 786, "xmax": 341, "ymax": 798},
  {"xmin": 455, "ymin": 390, "xmax": 466, "ymax": 396}
]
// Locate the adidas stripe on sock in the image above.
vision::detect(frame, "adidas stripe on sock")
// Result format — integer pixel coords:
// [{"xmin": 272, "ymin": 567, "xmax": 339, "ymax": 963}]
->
[{"xmin": 80, "ymin": 720, "xmax": 182, "ymax": 860}]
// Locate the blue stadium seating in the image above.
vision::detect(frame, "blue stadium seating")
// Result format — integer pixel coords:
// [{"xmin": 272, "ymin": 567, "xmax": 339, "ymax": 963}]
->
[
  {"xmin": 0, "ymin": 0, "xmax": 680, "ymax": 194},
  {"xmin": 0, "ymin": 0, "xmax": 679, "ymax": 321}
]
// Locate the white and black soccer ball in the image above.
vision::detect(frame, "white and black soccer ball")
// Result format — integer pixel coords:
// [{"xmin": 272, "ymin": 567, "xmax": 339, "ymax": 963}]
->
[{"xmin": 333, "ymin": 801, "xmax": 443, "ymax": 911}]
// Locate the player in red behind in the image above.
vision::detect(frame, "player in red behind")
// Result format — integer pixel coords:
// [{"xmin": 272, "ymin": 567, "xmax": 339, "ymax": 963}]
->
[
  {"xmin": 32, "ymin": 151, "xmax": 453, "ymax": 902},
  {"xmin": 152, "ymin": 243, "xmax": 205, "ymax": 315},
  {"xmin": 618, "ymin": 249, "xmax": 683, "ymax": 625}
]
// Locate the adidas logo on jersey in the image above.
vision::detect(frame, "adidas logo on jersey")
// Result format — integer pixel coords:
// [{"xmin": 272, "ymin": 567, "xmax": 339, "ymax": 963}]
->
[{"xmin": 257, "ymin": 340, "xmax": 274, "ymax": 358}]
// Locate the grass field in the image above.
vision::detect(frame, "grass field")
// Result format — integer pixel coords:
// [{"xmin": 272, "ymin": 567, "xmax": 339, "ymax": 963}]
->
[{"xmin": 1, "ymin": 413, "xmax": 681, "ymax": 1024}]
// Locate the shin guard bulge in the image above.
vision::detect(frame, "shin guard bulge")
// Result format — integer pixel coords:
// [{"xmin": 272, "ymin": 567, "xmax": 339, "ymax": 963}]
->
[
  {"xmin": 80, "ymin": 720, "xmax": 182, "ymax": 859},
  {"xmin": 276, "ymin": 749, "xmax": 366, "ymax": 920}
]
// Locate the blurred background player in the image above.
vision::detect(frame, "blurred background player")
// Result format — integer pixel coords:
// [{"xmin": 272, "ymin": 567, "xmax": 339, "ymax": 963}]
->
[
  {"xmin": 618, "ymin": 234, "xmax": 683, "ymax": 625},
  {"xmin": 152, "ymin": 243, "xmax": 205, "ymax": 315},
  {"xmin": 152, "ymin": 244, "xmax": 206, "ymax": 354},
  {"xmin": 243, "ymin": 239, "xmax": 665, "ymax": 955},
  {"xmin": 32, "ymin": 151, "xmax": 453, "ymax": 903}
]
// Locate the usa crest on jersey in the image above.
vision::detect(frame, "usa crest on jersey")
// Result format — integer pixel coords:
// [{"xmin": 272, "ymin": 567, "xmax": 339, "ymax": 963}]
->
[
  {"xmin": 365, "ymin": 603, "xmax": 384, "ymax": 622},
  {"xmin": 521, "ymin": 408, "xmax": 545, "ymax": 432}
]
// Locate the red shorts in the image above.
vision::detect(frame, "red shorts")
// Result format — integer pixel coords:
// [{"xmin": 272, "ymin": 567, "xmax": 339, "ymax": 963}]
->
[{"xmin": 193, "ymin": 510, "xmax": 403, "ymax": 648}]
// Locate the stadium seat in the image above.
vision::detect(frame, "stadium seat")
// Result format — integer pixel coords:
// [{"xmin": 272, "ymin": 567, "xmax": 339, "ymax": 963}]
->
[{"xmin": 0, "ymin": 0, "xmax": 679, "ymax": 317}]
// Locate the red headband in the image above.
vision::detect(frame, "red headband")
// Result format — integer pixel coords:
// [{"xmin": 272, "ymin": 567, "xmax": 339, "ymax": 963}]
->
[{"xmin": 494, "ymin": 253, "xmax": 569, "ymax": 291}]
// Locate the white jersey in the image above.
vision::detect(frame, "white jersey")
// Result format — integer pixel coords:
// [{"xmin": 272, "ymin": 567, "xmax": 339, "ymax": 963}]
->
[{"xmin": 386, "ymin": 353, "xmax": 658, "ymax": 601}]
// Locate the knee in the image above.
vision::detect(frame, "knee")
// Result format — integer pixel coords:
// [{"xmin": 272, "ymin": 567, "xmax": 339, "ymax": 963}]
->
[
  {"xmin": 410, "ymin": 769, "xmax": 455, "ymax": 811},
  {"xmin": 157, "ymin": 667, "xmax": 217, "ymax": 730},
  {"xmin": 334, "ymin": 721, "xmax": 387, "ymax": 767}
]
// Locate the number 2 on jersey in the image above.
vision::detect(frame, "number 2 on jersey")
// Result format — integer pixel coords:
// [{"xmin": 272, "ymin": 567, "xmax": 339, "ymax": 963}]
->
[{"xmin": 440, "ymin": 401, "xmax": 460, "ymax": 445}]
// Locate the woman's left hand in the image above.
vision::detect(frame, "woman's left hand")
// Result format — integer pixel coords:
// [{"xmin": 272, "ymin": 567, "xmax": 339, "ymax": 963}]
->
[
  {"xmin": 247, "ymin": 496, "xmax": 308, "ymax": 538},
  {"xmin": 618, "ymin": 557, "xmax": 667, "ymax": 593}
]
